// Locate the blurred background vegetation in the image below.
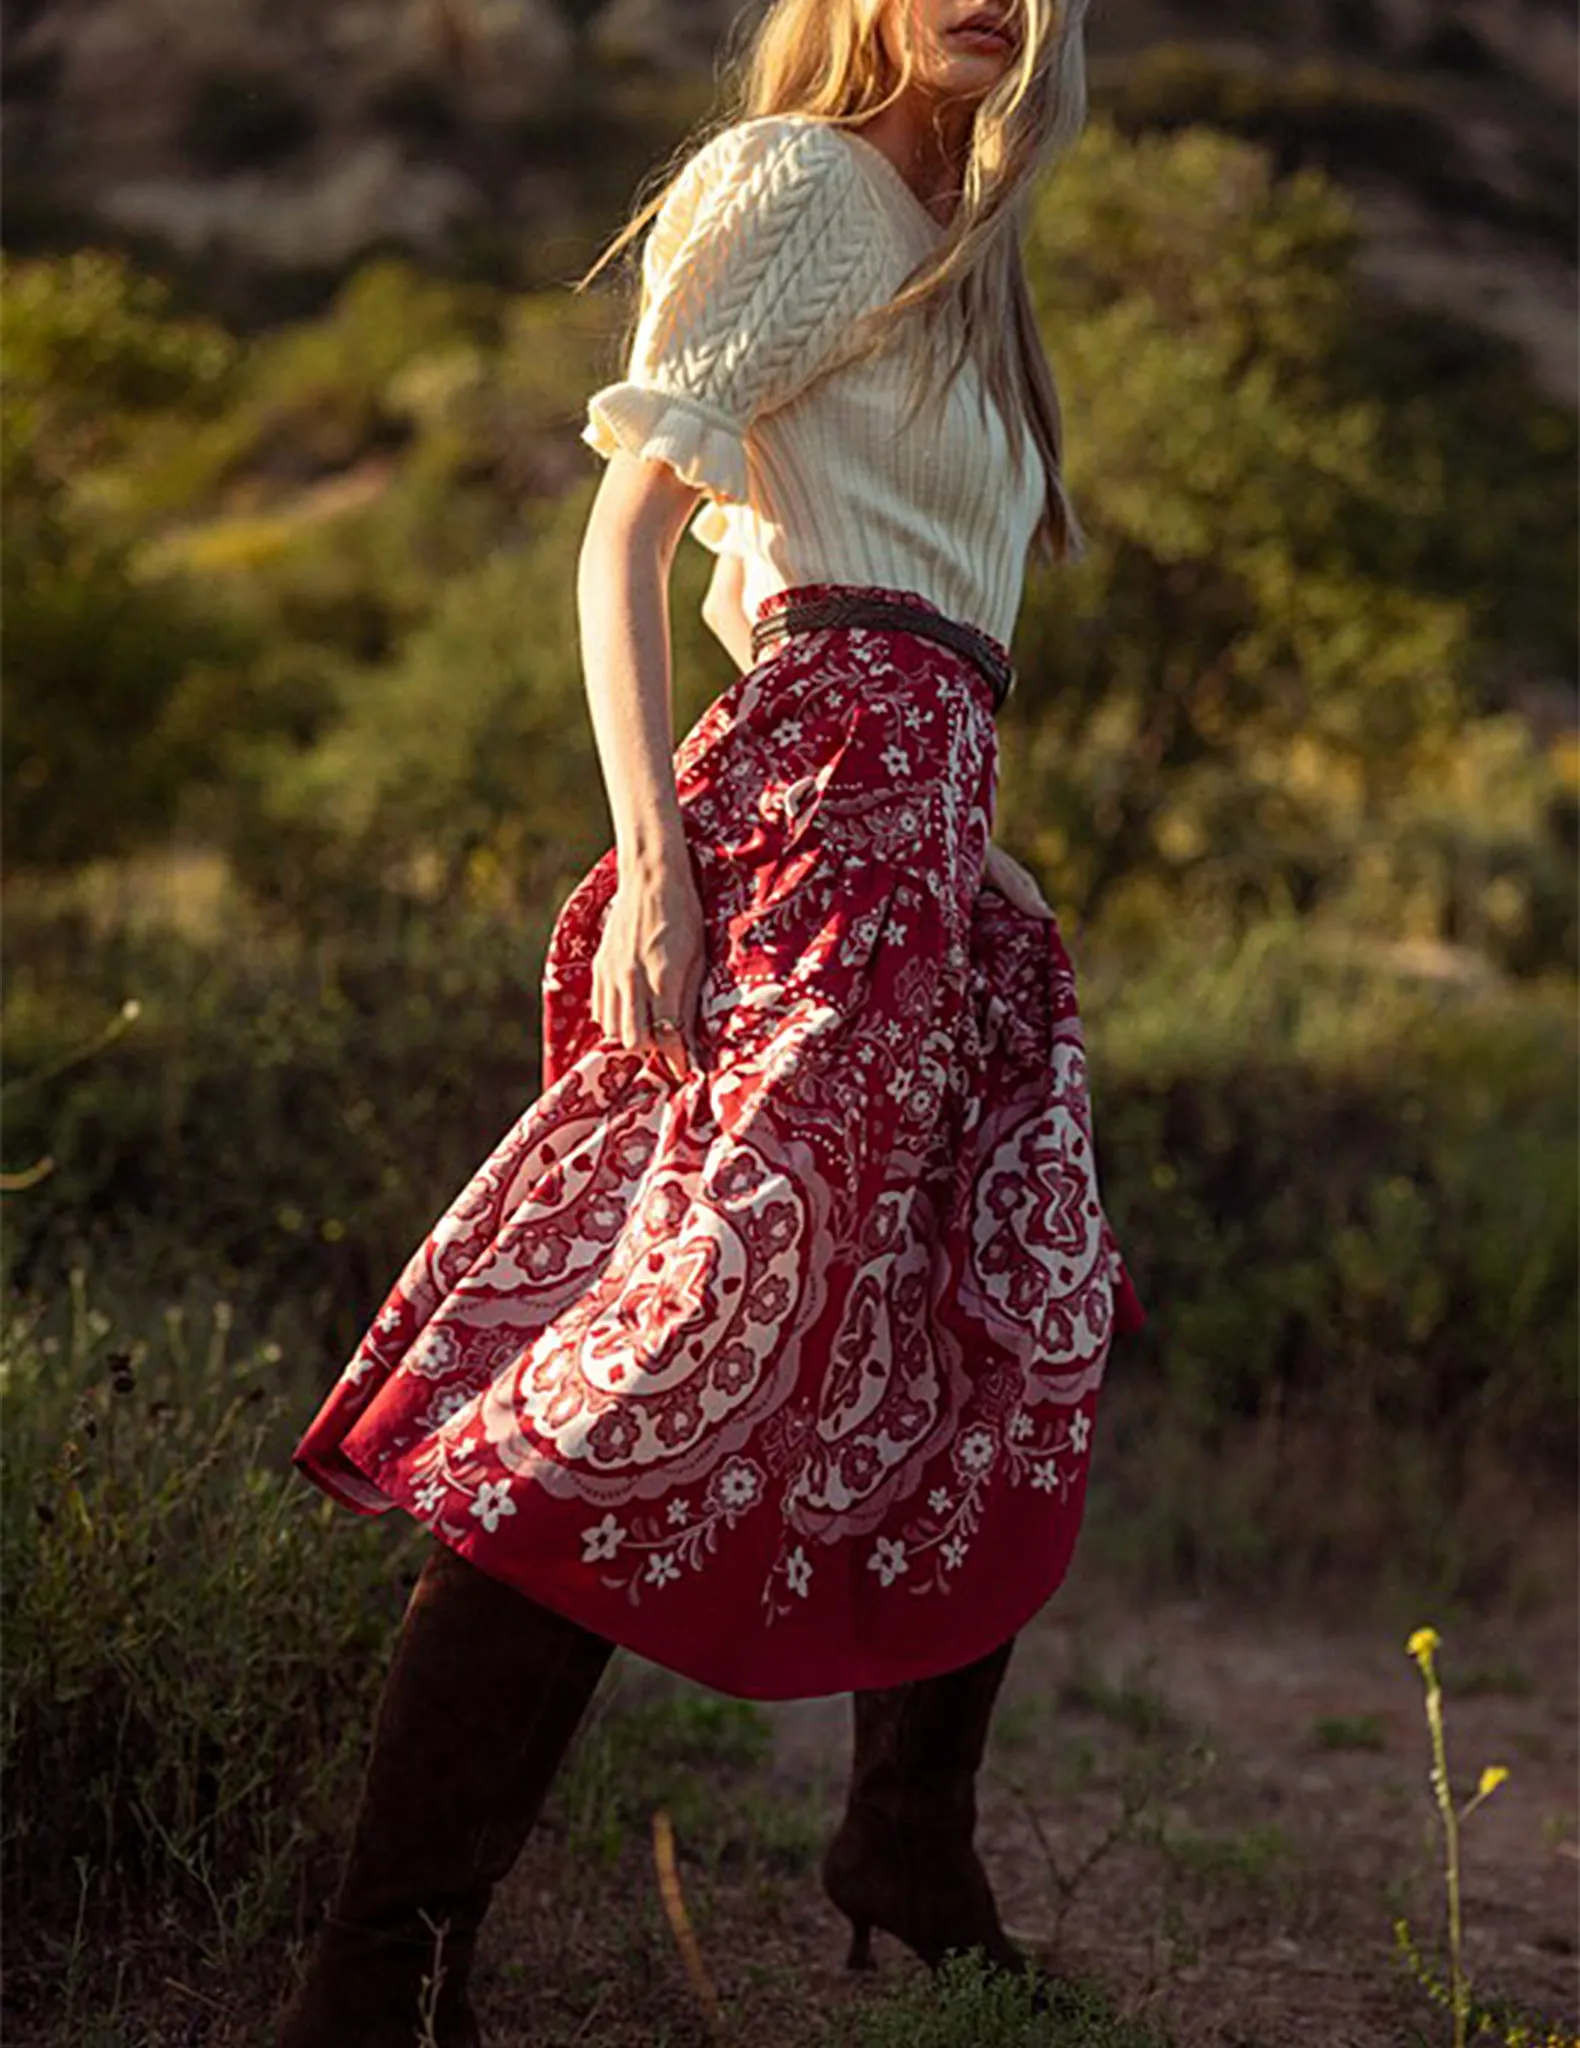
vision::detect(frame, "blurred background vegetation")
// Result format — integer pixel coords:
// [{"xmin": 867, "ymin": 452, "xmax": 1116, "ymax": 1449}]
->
[{"xmin": 2, "ymin": 1, "xmax": 1575, "ymax": 2039}]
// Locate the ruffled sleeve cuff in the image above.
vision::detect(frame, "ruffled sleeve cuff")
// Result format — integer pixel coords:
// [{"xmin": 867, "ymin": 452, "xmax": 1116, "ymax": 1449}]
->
[{"xmin": 582, "ymin": 381, "xmax": 750, "ymax": 506}]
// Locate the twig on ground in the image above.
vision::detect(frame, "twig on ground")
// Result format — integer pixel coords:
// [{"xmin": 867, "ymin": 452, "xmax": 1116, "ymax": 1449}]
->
[{"xmin": 652, "ymin": 1806, "xmax": 727, "ymax": 2041}]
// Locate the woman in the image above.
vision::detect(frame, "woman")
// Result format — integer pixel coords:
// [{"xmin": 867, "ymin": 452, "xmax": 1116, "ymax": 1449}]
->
[{"xmin": 278, "ymin": 1, "xmax": 1147, "ymax": 2041}]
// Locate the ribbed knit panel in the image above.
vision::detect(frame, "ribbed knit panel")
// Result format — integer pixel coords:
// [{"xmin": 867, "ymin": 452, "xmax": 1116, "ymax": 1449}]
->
[{"xmin": 583, "ymin": 115, "xmax": 1047, "ymax": 651}]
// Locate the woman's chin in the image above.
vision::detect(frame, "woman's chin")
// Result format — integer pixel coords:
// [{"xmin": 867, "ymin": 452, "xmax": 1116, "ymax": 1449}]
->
[{"xmin": 933, "ymin": 50, "xmax": 1014, "ymax": 98}]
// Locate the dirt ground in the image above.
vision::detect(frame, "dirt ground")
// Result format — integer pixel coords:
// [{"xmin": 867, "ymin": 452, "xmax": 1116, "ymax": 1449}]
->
[
  {"xmin": 474, "ymin": 1538, "xmax": 1580, "ymax": 2048},
  {"xmin": 29, "ymin": 1539, "xmax": 1576, "ymax": 2047}
]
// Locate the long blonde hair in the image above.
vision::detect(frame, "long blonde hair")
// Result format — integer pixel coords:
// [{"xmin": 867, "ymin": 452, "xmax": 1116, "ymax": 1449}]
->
[{"xmin": 585, "ymin": 0, "xmax": 1091, "ymax": 559}]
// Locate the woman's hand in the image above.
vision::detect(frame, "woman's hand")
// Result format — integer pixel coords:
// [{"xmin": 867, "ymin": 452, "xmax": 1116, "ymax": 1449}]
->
[
  {"xmin": 575, "ymin": 449, "xmax": 709, "ymax": 1083},
  {"xmin": 982, "ymin": 841, "xmax": 1056, "ymax": 922},
  {"xmin": 592, "ymin": 853, "xmax": 707, "ymax": 1083}
]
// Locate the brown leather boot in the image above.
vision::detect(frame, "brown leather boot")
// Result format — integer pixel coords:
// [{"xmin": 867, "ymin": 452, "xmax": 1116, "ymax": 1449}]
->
[
  {"xmin": 276, "ymin": 1539, "xmax": 613, "ymax": 2048},
  {"xmin": 821, "ymin": 1636, "xmax": 1033, "ymax": 1977}
]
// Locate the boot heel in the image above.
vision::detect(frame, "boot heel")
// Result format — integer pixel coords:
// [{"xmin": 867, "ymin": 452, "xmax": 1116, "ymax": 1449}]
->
[{"xmin": 844, "ymin": 1917, "xmax": 875, "ymax": 1971}]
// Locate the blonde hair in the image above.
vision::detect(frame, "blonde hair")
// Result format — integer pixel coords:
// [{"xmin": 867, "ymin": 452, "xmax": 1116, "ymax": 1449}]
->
[{"xmin": 584, "ymin": 0, "xmax": 1092, "ymax": 560}]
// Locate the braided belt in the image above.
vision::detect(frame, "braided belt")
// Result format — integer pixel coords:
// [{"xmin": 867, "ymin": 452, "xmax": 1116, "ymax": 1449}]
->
[{"xmin": 750, "ymin": 595, "xmax": 1016, "ymax": 714}]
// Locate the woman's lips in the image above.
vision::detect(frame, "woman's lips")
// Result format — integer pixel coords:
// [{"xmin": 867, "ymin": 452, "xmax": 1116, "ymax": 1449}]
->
[{"xmin": 948, "ymin": 19, "xmax": 1016, "ymax": 55}]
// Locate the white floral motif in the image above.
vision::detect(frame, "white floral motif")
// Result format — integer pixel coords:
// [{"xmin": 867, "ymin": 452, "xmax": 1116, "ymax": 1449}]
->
[
  {"xmin": 1031, "ymin": 1458, "xmax": 1060, "ymax": 1493},
  {"xmin": 645, "ymin": 1552, "xmax": 681, "ymax": 1587},
  {"xmin": 581, "ymin": 1512, "xmax": 626, "ymax": 1562},
  {"xmin": 928, "ymin": 1487, "xmax": 951, "ymax": 1515},
  {"xmin": 717, "ymin": 1459, "xmax": 763, "ymax": 1510},
  {"xmin": 942, "ymin": 1536, "xmax": 969, "ymax": 1571},
  {"xmin": 1069, "ymin": 1410, "xmax": 1092, "ymax": 1454},
  {"xmin": 881, "ymin": 745, "xmax": 911, "ymax": 777},
  {"xmin": 1009, "ymin": 1412, "xmax": 1035, "ymax": 1443},
  {"xmin": 470, "ymin": 1479, "xmax": 517, "ymax": 1533},
  {"xmin": 869, "ymin": 1537, "xmax": 909, "ymax": 1587},
  {"xmin": 413, "ymin": 1479, "xmax": 447, "ymax": 1515},
  {"xmin": 785, "ymin": 1546, "xmax": 812, "ymax": 1598},
  {"xmin": 666, "ymin": 1497, "xmax": 692, "ymax": 1526},
  {"xmin": 955, "ymin": 1428, "xmax": 997, "ymax": 1476}
]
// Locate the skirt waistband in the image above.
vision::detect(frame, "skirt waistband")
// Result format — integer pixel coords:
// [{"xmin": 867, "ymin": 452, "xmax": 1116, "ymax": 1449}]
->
[{"xmin": 751, "ymin": 584, "xmax": 1015, "ymax": 716}]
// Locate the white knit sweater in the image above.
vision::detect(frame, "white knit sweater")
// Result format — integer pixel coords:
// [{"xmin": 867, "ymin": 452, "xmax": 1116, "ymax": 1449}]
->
[{"xmin": 583, "ymin": 114, "xmax": 1047, "ymax": 650}]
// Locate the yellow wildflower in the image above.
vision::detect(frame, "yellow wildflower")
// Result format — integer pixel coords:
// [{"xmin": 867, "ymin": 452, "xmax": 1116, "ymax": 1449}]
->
[
  {"xmin": 1407, "ymin": 1626, "xmax": 1442, "ymax": 1661},
  {"xmin": 1477, "ymin": 1765, "xmax": 1509, "ymax": 1799}
]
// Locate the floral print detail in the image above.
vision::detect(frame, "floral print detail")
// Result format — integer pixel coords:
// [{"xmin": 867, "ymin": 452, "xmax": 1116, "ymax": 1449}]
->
[
  {"xmin": 581, "ymin": 1513, "xmax": 626, "ymax": 1562},
  {"xmin": 954, "ymin": 1428, "xmax": 997, "ymax": 1477},
  {"xmin": 715, "ymin": 1458, "xmax": 763, "ymax": 1511},
  {"xmin": 291, "ymin": 585, "xmax": 1147, "ymax": 1699},
  {"xmin": 469, "ymin": 1479, "xmax": 516, "ymax": 1533},
  {"xmin": 590, "ymin": 1456, "xmax": 772, "ymax": 1608}
]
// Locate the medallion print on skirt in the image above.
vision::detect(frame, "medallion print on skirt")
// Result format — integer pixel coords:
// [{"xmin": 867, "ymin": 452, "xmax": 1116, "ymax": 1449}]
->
[{"xmin": 292, "ymin": 583, "xmax": 1148, "ymax": 1700}]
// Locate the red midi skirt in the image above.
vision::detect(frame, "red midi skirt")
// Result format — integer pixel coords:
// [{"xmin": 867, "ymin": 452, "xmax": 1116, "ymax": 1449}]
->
[{"xmin": 292, "ymin": 582, "xmax": 1148, "ymax": 1700}]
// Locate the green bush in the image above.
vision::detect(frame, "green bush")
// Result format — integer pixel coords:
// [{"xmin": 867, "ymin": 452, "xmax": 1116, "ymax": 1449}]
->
[
  {"xmin": 1, "ymin": 888, "xmax": 555, "ymax": 1351},
  {"xmin": 1005, "ymin": 122, "xmax": 1576, "ymax": 971},
  {"xmin": 1, "ymin": 255, "xmax": 260, "ymax": 870},
  {"xmin": 1080, "ymin": 917, "xmax": 1577, "ymax": 1599},
  {"xmin": 0, "ymin": 1270, "xmax": 416, "ymax": 1998},
  {"xmin": 225, "ymin": 480, "xmax": 733, "ymax": 924}
]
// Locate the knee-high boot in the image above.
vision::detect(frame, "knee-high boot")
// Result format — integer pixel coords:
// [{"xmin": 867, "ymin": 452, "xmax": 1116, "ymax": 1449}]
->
[
  {"xmin": 821, "ymin": 1635, "xmax": 1031, "ymax": 1976},
  {"xmin": 276, "ymin": 1539, "xmax": 613, "ymax": 2048}
]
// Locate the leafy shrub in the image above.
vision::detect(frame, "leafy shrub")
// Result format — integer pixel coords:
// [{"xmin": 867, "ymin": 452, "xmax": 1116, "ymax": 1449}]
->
[
  {"xmin": 1, "ymin": 886, "xmax": 555, "ymax": 1352},
  {"xmin": 0, "ymin": 1271, "xmax": 416, "ymax": 1998},
  {"xmin": 224, "ymin": 479, "xmax": 733, "ymax": 925},
  {"xmin": 1081, "ymin": 917, "xmax": 1577, "ymax": 1599},
  {"xmin": 1005, "ymin": 122, "xmax": 1576, "ymax": 971},
  {"xmin": 1, "ymin": 254, "xmax": 260, "ymax": 870}
]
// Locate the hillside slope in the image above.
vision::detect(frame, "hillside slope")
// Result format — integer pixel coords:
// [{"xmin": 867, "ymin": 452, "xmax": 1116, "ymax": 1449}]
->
[{"xmin": 3, "ymin": 0, "xmax": 1574, "ymax": 394}]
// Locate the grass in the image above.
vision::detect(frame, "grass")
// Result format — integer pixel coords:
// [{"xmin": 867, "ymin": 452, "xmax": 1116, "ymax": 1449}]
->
[
  {"xmin": 821, "ymin": 1951, "xmax": 1170, "ymax": 2048},
  {"xmin": 1, "ymin": 1272, "xmax": 417, "ymax": 2036},
  {"xmin": 1054, "ymin": 1652, "xmax": 1187, "ymax": 1745},
  {"xmin": 1443, "ymin": 1661, "xmax": 1538, "ymax": 1703},
  {"xmin": 1312, "ymin": 1713, "xmax": 1390, "ymax": 1752}
]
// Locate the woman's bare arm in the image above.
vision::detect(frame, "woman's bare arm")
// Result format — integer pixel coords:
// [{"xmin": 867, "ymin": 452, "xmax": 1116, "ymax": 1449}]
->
[
  {"xmin": 575, "ymin": 450, "xmax": 708, "ymax": 1078},
  {"xmin": 701, "ymin": 551, "xmax": 754, "ymax": 671}
]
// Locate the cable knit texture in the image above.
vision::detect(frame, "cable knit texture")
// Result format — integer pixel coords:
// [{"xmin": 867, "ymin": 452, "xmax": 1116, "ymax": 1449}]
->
[{"xmin": 583, "ymin": 114, "xmax": 1047, "ymax": 649}]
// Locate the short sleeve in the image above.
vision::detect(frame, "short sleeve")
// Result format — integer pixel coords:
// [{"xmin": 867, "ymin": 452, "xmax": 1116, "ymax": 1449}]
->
[{"xmin": 583, "ymin": 118, "xmax": 882, "ymax": 507}]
